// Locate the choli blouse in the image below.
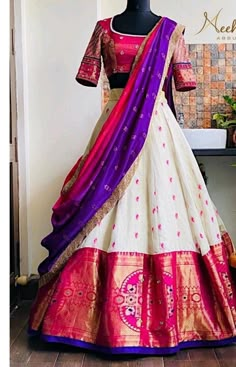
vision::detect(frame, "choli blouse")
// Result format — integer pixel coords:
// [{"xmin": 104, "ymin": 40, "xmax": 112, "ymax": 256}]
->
[{"xmin": 76, "ymin": 17, "xmax": 196, "ymax": 92}]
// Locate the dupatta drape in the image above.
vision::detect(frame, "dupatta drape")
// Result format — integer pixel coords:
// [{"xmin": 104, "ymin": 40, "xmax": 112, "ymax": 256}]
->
[{"xmin": 38, "ymin": 17, "xmax": 184, "ymax": 286}]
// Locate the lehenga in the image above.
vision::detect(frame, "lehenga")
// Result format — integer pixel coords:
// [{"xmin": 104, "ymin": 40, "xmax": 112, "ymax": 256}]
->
[{"xmin": 28, "ymin": 17, "xmax": 236, "ymax": 354}]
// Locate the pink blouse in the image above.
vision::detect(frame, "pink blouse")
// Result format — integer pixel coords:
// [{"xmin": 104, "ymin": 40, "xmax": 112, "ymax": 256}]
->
[{"xmin": 76, "ymin": 18, "xmax": 196, "ymax": 91}]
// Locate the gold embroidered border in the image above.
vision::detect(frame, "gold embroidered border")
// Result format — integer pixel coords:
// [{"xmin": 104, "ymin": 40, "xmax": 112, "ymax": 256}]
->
[
  {"xmin": 39, "ymin": 23, "xmax": 185, "ymax": 288},
  {"xmin": 157, "ymin": 23, "xmax": 185, "ymax": 103},
  {"xmin": 61, "ymin": 155, "xmax": 87, "ymax": 195}
]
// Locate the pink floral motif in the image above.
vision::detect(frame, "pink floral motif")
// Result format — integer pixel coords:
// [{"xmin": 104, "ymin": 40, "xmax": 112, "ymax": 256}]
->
[
  {"xmin": 158, "ymin": 224, "xmax": 162, "ymax": 230},
  {"xmin": 151, "ymin": 227, "xmax": 154, "ymax": 232},
  {"xmin": 175, "ymin": 212, "xmax": 179, "ymax": 219},
  {"xmin": 135, "ymin": 232, "xmax": 139, "ymax": 239},
  {"xmin": 169, "ymin": 177, "xmax": 173, "ymax": 183},
  {"xmin": 158, "ymin": 126, "xmax": 162, "ymax": 131},
  {"xmin": 112, "ymin": 242, "xmax": 116, "ymax": 248},
  {"xmin": 200, "ymin": 233, "xmax": 204, "ymax": 239},
  {"xmin": 93, "ymin": 238, "xmax": 98, "ymax": 244},
  {"xmin": 198, "ymin": 193, "xmax": 201, "ymax": 199},
  {"xmin": 211, "ymin": 217, "xmax": 214, "ymax": 222},
  {"xmin": 205, "ymin": 200, "xmax": 209, "ymax": 205},
  {"xmin": 191, "ymin": 217, "xmax": 195, "ymax": 223},
  {"xmin": 217, "ymin": 233, "xmax": 220, "ymax": 240},
  {"xmin": 154, "ymin": 191, "xmax": 157, "ymax": 196},
  {"xmin": 162, "ymin": 142, "xmax": 166, "ymax": 148},
  {"xmin": 136, "ymin": 214, "xmax": 139, "ymax": 220},
  {"xmin": 136, "ymin": 196, "xmax": 140, "ymax": 202},
  {"xmin": 152, "ymin": 208, "xmax": 156, "ymax": 214},
  {"xmin": 195, "ymin": 242, "xmax": 200, "ymax": 250},
  {"xmin": 198, "ymin": 184, "xmax": 202, "ymax": 190},
  {"xmin": 155, "ymin": 110, "xmax": 158, "ymax": 115},
  {"xmin": 113, "ymin": 224, "xmax": 116, "ymax": 230},
  {"xmin": 172, "ymin": 194, "xmax": 176, "ymax": 201},
  {"xmin": 177, "ymin": 231, "xmax": 181, "ymax": 237},
  {"xmin": 160, "ymin": 242, "xmax": 165, "ymax": 249},
  {"xmin": 135, "ymin": 179, "xmax": 139, "ymax": 184},
  {"xmin": 216, "ymin": 210, "xmax": 219, "ymax": 216},
  {"xmin": 200, "ymin": 210, "xmax": 203, "ymax": 216},
  {"xmin": 166, "ymin": 160, "xmax": 169, "ymax": 165}
]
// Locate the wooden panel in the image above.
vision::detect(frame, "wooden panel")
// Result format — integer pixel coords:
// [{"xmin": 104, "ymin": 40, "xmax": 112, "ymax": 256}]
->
[
  {"xmin": 126, "ymin": 357, "xmax": 164, "ymax": 367},
  {"xmin": 214, "ymin": 345, "xmax": 236, "ymax": 360},
  {"xmin": 164, "ymin": 349, "xmax": 190, "ymax": 361},
  {"xmin": 10, "ymin": 327, "xmax": 32, "ymax": 364},
  {"xmin": 56, "ymin": 346, "xmax": 85, "ymax": 364},
  {"xmin": 188, "ymin": 348, "xmax": 217, "ymax": 361},
  {"xmin": 10, "ymin": 301, "xmax": 31, "ymax": 346},
  {"xmin": 164, "ymin": 362, "xmax": 192, "ymax": 367},
  {"xmin": 28, "ymin": 349, "xmax": 59, "ymax": 364},
  {"xmin": 11, "ymin": 363, "xmax": 55, "ymax": 367},
  {"xmin": 82, "ymin": 353, "xmax": 113, "ymax": 367},
  {"xmin": 219, "ymin": 361, "xmax": 236, "ymax": 367},
  {"xmin": 55, "ymin": 362, "xmax": 85, "ymax": 367},
  {"xmin": 190, "ymin": 361, "xmax": 220, "ymax": 367}
]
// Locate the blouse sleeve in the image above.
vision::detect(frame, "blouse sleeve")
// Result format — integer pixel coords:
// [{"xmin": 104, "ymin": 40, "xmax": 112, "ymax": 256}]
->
[
  {"xmin": 75, "ymin": 22, "xmax": 103, "ymax": 87},
  {"xmin": 172, "ymin": 34, "xmax": 197, "ymax": 92}
]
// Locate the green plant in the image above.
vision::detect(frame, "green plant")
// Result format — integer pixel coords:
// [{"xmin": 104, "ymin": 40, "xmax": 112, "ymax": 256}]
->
[
  {"xmin": 223, "ymin": 95, "xmax": 236, "ymax": 113},
  {"xmin": 212, "ymin": 95, "xmax": 236, "ymax": 128},
  {"xmin": 212, "ymin": 113, "xmax": 230, "ymax": 128}
]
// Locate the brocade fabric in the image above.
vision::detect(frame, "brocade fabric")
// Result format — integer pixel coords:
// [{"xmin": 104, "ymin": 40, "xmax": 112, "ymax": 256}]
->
[{"xmin": 76, "ymin": 17, "xmax": 196, "ymax": 91}]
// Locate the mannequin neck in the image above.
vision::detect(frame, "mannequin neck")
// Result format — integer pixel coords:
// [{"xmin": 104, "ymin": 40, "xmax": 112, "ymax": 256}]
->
[{"xmin": 126, "ymin": 0, "xmax": 151, "ymax": 12}]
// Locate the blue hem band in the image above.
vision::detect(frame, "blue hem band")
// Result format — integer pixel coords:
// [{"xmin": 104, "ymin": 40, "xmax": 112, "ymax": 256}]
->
[{"xmin": 28, "ymin": 329, "xmax": 236, "ymax": 355}]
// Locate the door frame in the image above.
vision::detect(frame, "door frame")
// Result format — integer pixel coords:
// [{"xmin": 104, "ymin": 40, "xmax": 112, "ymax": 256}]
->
[
  {"xmin": 12, "ymin": 0, "xmax": 30, "ymax": 277},
  {"xmin": 10, "ymin": 0, "xmax": 20, "ymax": 307}
]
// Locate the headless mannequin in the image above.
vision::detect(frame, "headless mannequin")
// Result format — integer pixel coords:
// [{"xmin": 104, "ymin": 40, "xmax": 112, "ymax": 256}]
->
[{"xmin": 109, "ymin": 0, "xmax": 161, "ymax": 89}]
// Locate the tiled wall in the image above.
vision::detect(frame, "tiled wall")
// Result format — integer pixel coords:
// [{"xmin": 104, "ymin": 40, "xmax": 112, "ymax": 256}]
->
[
  {"xmin": 175, "ymin": 43, "xmax": 236, "ymax": 128},
  {"xmin": 102, "ymin": 43, "xmax": 236, "ymax": 128}
]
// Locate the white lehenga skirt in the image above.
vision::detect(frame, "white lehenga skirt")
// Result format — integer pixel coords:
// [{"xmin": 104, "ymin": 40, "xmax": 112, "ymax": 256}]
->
[
  {"xmin": 81, "ymin": 89, "xmax": 228, "ymax": 256},
  {"xmin": 30, "ymin": 89, "xmax": 236, "ymax": 353}
]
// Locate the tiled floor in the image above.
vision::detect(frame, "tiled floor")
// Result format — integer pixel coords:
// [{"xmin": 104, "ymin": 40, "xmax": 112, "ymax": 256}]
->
[{"xmin": 10, "ymin": 301, "xmax": 236, "ymax": 367}]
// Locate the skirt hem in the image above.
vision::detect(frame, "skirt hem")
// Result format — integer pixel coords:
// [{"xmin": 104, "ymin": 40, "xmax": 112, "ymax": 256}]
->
[{"xmin": 28, "ymin": 329, "xmax": 236, "ymax": 355}]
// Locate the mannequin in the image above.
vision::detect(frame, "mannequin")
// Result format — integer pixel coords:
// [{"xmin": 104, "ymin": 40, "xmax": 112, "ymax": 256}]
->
[
  {"xmin": 109, "ymin": 0, "xmax": 161, "ymax": 89},
  {"xmin": 112, "ymin": 0, "xmax": 161, "ymax": 35}
]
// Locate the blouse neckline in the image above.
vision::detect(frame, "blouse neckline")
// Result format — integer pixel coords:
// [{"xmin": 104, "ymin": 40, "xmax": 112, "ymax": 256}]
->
[{"xmin": 110, "ymin": 17, "xmax": 146, "ymax": 38}]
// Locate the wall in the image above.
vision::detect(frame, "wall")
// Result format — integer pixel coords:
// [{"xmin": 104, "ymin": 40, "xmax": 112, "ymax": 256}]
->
[
  {"xmin": 175, "ymin": 44, "xmax": 236, "ymax": 128},
  {"xmin": 15, "ymin": 0, "xmax": 101, "ymax": 274}
]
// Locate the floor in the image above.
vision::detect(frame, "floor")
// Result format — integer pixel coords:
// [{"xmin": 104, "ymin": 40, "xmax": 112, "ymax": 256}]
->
[{"xmin": 10, "ymin": 301, "xmax": 236, "ymax": 367}]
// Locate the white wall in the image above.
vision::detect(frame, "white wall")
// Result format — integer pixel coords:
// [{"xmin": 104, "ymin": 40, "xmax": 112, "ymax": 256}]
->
[{"xmin": 16, "ymin": 0, "xmax": 101, "ymax": 274}]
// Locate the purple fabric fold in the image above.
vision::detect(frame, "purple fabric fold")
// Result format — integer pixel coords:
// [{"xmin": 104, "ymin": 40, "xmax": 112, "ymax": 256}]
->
[{"xmin": 38, "ymin": 18, "xmax": 178, "ymax": 275}]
